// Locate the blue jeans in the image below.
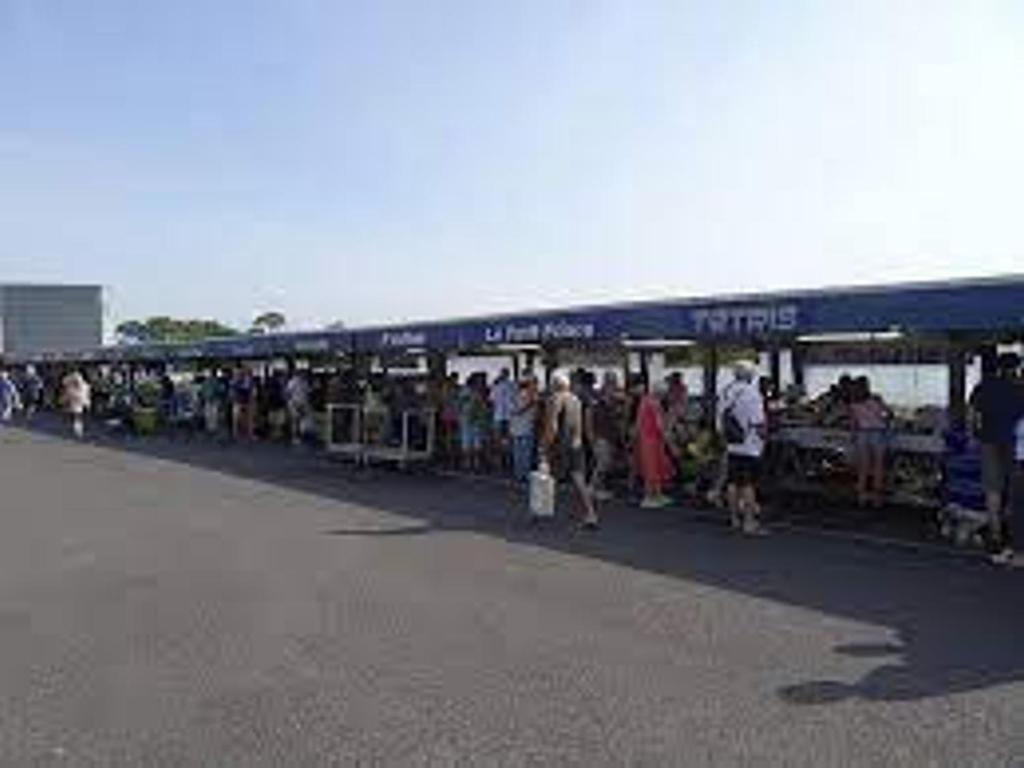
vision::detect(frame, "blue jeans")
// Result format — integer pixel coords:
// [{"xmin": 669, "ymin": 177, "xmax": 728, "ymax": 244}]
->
[{"xmin": 512, "ymin": 434, "xmax": 535, "ymax": 481}]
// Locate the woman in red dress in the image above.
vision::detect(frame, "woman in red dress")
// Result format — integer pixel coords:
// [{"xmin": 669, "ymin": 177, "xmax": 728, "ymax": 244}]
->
[{"xmin": 633, "ymin": 382, "xmax": 675, "ymax": 508}]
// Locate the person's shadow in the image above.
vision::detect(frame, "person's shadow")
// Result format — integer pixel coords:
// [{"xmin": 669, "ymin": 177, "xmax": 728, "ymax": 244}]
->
[{"xmin": 779, "ymin": 576, "xmax": 1024, "ymax": 704}]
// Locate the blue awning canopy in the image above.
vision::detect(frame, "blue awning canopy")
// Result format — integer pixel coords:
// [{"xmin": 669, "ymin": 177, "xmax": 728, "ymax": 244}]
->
[
  {"xmin": 352, "ymin": 274, "xmax": 1024, "ymax": 352},
  {"xmin": 5, "ymin": 274, "xmax": 1024, "ymax": 364}
]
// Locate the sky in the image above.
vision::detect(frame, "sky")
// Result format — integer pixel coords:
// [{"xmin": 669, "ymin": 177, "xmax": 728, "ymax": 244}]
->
[{"xmin": 2, "ymin": 0, "xmax": 1023, "ymax": 333}]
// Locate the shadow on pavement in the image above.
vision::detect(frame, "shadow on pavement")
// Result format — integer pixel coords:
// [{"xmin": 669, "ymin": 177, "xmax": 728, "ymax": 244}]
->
[
  {"xmin": 324, "ymin": 525, "xmax": 434, "ymax": 537},
  {"xmin": 19, "ymin": 418, "xmax": 1024, "ymax": 706}
]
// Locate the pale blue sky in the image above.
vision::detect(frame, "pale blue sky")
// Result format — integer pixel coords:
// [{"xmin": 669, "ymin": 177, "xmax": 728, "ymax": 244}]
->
[{"xmin": 2, "ymin": 1, "xmax": 1022, "ymax": 332}]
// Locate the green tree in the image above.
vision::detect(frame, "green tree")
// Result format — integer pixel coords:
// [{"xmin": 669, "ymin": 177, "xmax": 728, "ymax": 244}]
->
[
  {"xmin": 115, "ymin": 317, "xmax": 239, "ymax": 344},
  {"xmin": 251, "ymin": 311, "xmax": 287, "ymax": 334}
]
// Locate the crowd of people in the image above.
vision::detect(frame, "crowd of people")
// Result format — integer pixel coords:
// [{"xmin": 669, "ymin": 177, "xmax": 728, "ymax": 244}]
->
[
  {"xmin": 0, "ymin": 366, "xmax": 89, "ymax": 437},
  {"xmin": 0, "ymin": 359, "xmax": 775, "ymax": 535},
  {"xmin": 3, "ymin": 351, "xmax": 1024, "ymax": 557},
  {"xmin": 430, "ymin": 363, "xmax": 771, "ymax": 534}
]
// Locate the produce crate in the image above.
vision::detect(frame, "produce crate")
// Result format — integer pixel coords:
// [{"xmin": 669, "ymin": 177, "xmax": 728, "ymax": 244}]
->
[{"xmin": 132, "ymin": 407, "xmax": 158, "ymax": 436}]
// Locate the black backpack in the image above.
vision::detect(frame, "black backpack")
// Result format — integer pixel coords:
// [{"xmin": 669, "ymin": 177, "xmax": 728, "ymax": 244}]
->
[
  {"xmin": 552, "ymin": 403, "xmax": 574, "ymax": 481},
  {"xmin": 721, "ymin": 388, "xmax": 747, "ymax": 445}
]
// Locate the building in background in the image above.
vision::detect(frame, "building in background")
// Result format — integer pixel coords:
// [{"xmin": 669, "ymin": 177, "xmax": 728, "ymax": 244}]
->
[{"xmin": 0, "ymin": 285, "xmax": 103, "ymax": 355}]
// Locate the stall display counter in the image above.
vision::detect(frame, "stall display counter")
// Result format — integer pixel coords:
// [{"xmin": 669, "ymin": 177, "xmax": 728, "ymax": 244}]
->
[
  {"xmin": 325, "ymin": 404, "xmax": 437, "ymax": 468},
  {"xmin": 325, "ymin": 404, "xmax": 364, "ymax": 461},
  {"xmin": 768, "ymin": 424, "xmax": 945, "ymax": 509}
]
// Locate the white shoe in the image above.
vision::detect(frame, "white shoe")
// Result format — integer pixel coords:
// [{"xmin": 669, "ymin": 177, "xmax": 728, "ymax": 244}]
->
[
  {"xmin": 640, "ymin": 496, "xmax": 667, "ymax": 509},
  {"xmin": 641, "ymin": 495, "xmax": 671, "ymax": 509},
  {"xmin": 991, "ymin": 549, "xmax": 1015, "ymax": 567},
  {"xmin": 743, "ymin": 519, "xmax": 768, "ymax": 537}
]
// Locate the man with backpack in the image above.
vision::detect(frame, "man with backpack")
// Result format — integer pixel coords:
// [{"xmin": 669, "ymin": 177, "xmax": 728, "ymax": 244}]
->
[
  {"xmin": 719, "ymin": 360, "xmax": 767, "ymax": 535},
  {"xmin": 542, "ymin": 373, "xmax": 600, "ymax": 530}
]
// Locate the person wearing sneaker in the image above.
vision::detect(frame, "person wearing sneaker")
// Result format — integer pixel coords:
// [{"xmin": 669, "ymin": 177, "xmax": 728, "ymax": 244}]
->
[
  {"xmin": 970, "ymin": 352, "xmax": 1024, "ymax": 564},
  {"xmin": 719, "ymin": 360, "xmax": 767, "ymax": 535}
]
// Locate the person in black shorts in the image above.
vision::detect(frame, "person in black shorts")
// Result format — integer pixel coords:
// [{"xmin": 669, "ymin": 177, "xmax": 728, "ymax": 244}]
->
[
  {"xmin": 719, "ymin": 361, "xmax": 767, "ymax": 535},
  {"xmin": 543, "ymin": 373, "xmax": 599, "ymax": 530}
]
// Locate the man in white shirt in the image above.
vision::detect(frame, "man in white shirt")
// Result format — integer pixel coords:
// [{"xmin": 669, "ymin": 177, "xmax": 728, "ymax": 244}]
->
[{"xmin": 718, "ymin": 361, "xmax": 767, "ymax": 535}]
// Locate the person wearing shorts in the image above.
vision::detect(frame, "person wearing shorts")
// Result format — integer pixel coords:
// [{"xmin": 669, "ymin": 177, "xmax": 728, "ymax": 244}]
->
[
  {"xmin": 460, "ymin": 420, "xmax": 483, "ymax": 454},
  {"xmin": 727, "ymin": 453, "xmax": 760, "ymax": 489},
  {"xmin": 719, "ymin": 361, "xmax": 767, "ymax": 535},
  {"xmin": 458, "ymin": 376, "xmax": 488, "ymax": 472},
  {"xmin": 970, "ymin": 353, "xmax": 1024, "ymax": 562},
  {"xmin": 509, "ymin": 376, "xmax": 538, "ymax": 482},
  {"xmin": 544, "ymin": 374, "xmax": 599, "ymax": 530},
  {"xmin": 849, "ymin": 376, "xmax": 892, "ymax": 508},
  {"xmin": 490, "ymin": 368, "xmax": 516, "ymax": 469}
]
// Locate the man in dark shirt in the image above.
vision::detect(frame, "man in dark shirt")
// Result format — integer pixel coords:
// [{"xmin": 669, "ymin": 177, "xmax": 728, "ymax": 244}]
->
[
  {"xmin": 590, "ymin": 372, "xmax": 626, "ymax": 500},
  {"xmin": 230, "ymin": 368, "xmax": 254, "ymax": 441},
  {"xmin": 265, "ymin": 371, "xmax": 288, "ymax": 441},
  {"xmin": 969, "ymin": 353, "xmax": 1024, "ymax": 561}
]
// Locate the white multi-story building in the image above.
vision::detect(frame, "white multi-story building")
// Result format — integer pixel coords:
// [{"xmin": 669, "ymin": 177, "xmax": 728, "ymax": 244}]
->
[{"xmin": 0, "ymin": 284, "xmax": 103, "ymax": 355}]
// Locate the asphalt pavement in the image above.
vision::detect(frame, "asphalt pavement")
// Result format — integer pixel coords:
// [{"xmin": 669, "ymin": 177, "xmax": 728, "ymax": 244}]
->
[{"xmin": 1, "ymin": 423, "xmax": 1022, "ymax": 767}]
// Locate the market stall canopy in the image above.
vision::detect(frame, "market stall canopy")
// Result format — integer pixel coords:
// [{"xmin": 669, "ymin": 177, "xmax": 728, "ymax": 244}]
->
[
  {"xmin": 351, "ymin": 273, "xmax": 1024, "ymax": 352},
  {"xmin": 5, "ymin": 274, "xmax": 1024, "ymax": 364}
]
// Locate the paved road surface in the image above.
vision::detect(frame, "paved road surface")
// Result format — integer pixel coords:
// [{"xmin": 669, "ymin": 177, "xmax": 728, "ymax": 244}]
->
[{"xmin": 0, "ymin": 425, "xmax": 1022, "ymax": 766}]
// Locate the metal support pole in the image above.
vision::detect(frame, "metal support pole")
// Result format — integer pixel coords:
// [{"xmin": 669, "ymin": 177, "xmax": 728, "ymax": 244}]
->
[
  {"xmin": 427, "ymin": 351, "xmax": 446, "ymax": 382},
  {"xmin": 947, "ymin": 339, "xmax": 968, "ymax": 432},
  {"xmin": 543, "ymin": 346, "xmax": 557, "ymax": 388},
  {"xmin": 703, "ymin": 346, "xmax": 719, "ymax": 430},
  {"xmin": 791, "ymin": 344, "xmax": 806, "ymax": 392},
  {"xmin": 769, "ymin": 347, "xmax": 782, "ymax": 393}
]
